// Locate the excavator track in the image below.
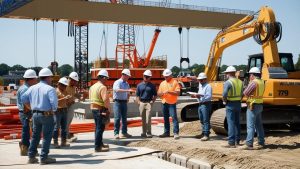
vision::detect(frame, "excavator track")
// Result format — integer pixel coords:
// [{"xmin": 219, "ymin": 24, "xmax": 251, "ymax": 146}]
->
[{"xmin": 210, "ymin": 108, "xmax": 228, "ymax": 135}]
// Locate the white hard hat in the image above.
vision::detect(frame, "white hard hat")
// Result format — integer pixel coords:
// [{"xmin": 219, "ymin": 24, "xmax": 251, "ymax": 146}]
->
[
  {"xmin": 162, "ymin": 69, "xmax": 172, "ymax": 76},
  {"xmin": 38, "ymin": 68, "xmax": 53, "ymax": 77},
  {"xmin": 249, "ymin": 67, "xmax": 261, "ymax": 74},
  {"xmin": 197, "ymin": 72, "xmax": 207, "ymax": 80},
  {"xmin": 223, "ymin": 66, "xmax": 237, "ymax": 73},
  {"xmin": 97, "ymin": 69, "xmax": 109, "ymax": 78},
  {"xmin": 23, "ymin": 69, "xmax": 37, "ymax": 79},
  {"xmin": 58, "ymin": 77, "xmax": 68, "ymax": 86},
  {"xmin": 69, "ymin": 72, "xmax": 79, "ymax": 81},
  {"xmin": 121, "ymin": 69, "xmax": 131, "ymax": 76},
  {"xmin": 143, "ymin": 70, "xmax": 152, "ymax": 77}
]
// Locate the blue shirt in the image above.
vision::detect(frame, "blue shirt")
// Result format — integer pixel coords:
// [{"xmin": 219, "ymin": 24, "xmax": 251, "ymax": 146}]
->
[
  {"xmin": 16, "ymin": 83, "xmax": 29, "ymax": 111},
  {"xmin": 113, "ymin": 78, "xmax": 130, "ymax": 100},
  {"xmin": 22, "ymin": 81, "xmax": 58, "ymax": 112},
  {"xmin": 136, "ymin": 81, "xmax": 157, "ymax": 101},
  {"xmin": 197, "ymin": 82, "xmax": 212, "ymax": 103}
]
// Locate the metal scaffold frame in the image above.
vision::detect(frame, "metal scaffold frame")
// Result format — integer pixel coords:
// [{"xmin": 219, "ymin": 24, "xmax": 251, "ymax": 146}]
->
[{"xmin": 74, "ymin": 23, "xmax": 88, "ymax": 91}]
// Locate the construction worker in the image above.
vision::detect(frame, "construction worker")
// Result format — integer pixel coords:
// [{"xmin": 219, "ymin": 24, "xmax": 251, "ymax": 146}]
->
[
  {"xmin": 190, "ymin": 72, "xmax": 212, "ymax": 141},
  {"xmin": 113, "ymin": 69, "xmax": 134, "ymax": 139},
  {"xmin": 53, "ymin": 77, "xmax": 71, "ymax": 148},
  {"xmin": 136, "ymin": 70, "xmax": 157, "ymax": 138},
  {"xmin": 22, "ymin": 68, "xmax": 58, "ymax": 164},
  {"xmin": 242, "ymin": 67, "xmax": 265, "ymax": 150},
  {"xmin": 17, "ymin": 69, "xmax": 38, "ymax": 156},
  {"xmin": 222, "ymin": 66, "xmax": 243, "ymax": 148},
  {"xmin": 89, "ymin": 69, "xmax": 110, "ymax": 152},
  {"xmin": 66, "ymin": 72, "xmax": 79, "ymax": 141},
  {"xmin": 158, "ymin": 69, "xmax": 181, "ymax": 140}
]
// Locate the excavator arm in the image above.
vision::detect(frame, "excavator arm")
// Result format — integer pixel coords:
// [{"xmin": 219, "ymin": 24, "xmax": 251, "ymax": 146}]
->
[{"xmin": 204, "ymin": 6, "xmax": 282, "ymax": 81}]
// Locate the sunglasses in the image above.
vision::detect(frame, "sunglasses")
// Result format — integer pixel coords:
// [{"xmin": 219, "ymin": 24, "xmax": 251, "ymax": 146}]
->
[{"xmin": 144, "ymin": 75, "xmax": 151, "ymax": 79}]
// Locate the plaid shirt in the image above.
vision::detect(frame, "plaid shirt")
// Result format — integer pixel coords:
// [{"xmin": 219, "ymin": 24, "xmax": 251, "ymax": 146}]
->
[{"xmin": 243, "ymin": 81, "xmax": 257, "ymax": 97}]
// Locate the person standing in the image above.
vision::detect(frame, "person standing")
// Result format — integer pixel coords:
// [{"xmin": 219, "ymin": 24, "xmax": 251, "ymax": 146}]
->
[
  {"xmin": 113, "ymin": 69, "xmax": 134, "ymax": 139},
  {"xmin": 242, "ymin": 67, "xmax": 265, "ymax": 150},
  {"xmin": 158, "ymin": 69, "xmax": 181, "ymax": 140},
  {"xmin": 66, "ymin": 72, "xmax": 79, "ymax": 140},
  {"xmin": 53, "ymin": 77, "xmax": 71, "ymax": 148},
  {"xmin": 22, "ymin": 68, "xmax": 58, "ymax": 164},
  {"xmin": 136, "ymin": 70, "xmax": 157, "ymax": 138},
  {"xmin": 89, "ymin": 69, "xmax": 110, "ymax": 152},
  {"xmin": 17, "ymin": 69, "xmax": 38, "ymax": 156},
  {"xmin": 190, "ymin": 73, "xmax": 212, "ymax": 141},
  {"xmin": 222, "ymin": 66, "xmax": 243, "ymax": 148}
]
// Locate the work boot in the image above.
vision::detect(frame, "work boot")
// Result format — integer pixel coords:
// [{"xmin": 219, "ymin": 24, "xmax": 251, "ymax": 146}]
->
[
  {"xmin": 195, "ymin": 133, "xmax": 204, "ymax": 139},
  {"xmin": 40, "ymin": 157, "xmax": 56, "ymax": 165},
  {"xmin": 200, "ymin": 136, "xmax": 210, "ymax": 141},
  {"xmin": 174, "ymin": 134, "xmax": 180, "ymax": 140},
  {"xmin": 255, "ymin": 143, "xmax": 265, "ymax": 150},
  {"xmin": 20, "ymin": 144, "xmax": 28, "ymax": 156},
  {"xmin": 141, "ymin": 133, "xmax": 147, "ymax": 138},
  {"xmin": 53, "ymin": 141, "xmax": 60, "ymax": 149},
  {"xmin": 120, "ymin": 133, "xmax": 132, "ymax": 138},
  {"xmin": 146, "ymin": 133, "xmax": 153, "ymax": 138},
  {"xmin": 159, "ymin": 133, "xmax": 170, "ymax": 138},
  {"xmin": 28, "ymin": 157, "xmax": 39, "ymax": 164},
  {"xmin": 60, "ymin": 139, "xmax": 70, "ymax": 147},
  {"xmin": 222, "ymin": 144, "xmax": 236, "ymax": 148},
  {"xmin": 102, "ymin": 143, "xmax": 109, "ymax": 148},
  {"xmin": 114, "ymin": 134, "xmax": 120, "ymax": 139},
  {"xmin": 95, "ymin": 146, "xmax": 109, "ymax": 152},
  {"xmin": 241, "ymin": 144, "xmax": 254, "ymax": 150}
]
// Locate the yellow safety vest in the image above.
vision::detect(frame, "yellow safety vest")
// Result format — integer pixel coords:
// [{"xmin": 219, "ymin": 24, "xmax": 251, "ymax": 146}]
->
[
  {"xmin": 247, "ymin": 78, "xmax": 265, "ymax": 104},
  {"xmin": 227, "ymin": 78, "xmax": 243, "ymax": 101},
  {"xmin": 89, "ymin": 82, "xmax": 105, "ymax": 107}
]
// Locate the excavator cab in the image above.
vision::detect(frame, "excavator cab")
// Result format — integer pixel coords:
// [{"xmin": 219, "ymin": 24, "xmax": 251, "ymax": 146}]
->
[{"xmin": 247, "ymin": 53, "xmax": 295, "ymax": 73}]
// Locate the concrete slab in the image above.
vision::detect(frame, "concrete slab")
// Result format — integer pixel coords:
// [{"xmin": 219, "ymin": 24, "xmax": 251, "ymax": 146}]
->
[{"xmin": 0, "ymin": 131, "xmax": 185, "ymax": 169}]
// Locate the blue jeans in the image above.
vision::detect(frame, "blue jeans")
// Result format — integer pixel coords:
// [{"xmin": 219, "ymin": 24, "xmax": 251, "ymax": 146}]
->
[
  {"xmin": 226, "ymin": 101, "xmax": 241, "ymax": 145},
  {"xmin": 28, "ymin": 113, "xmax": 54, "ymax": 160},
  {"xmin": 246, "ymin": 104, "xmax": 265, "ymax": 146},
  {"xmin": 92, "ymin": 110, "xmax": 106, "ymax": 148},
  {"xmin": 19, "ymin": 111, "xmax": 31, "ymax": 147},
  {"xmin": 113, "ymin": 102, "xmax": 128, "ymax": 135},
  {"xmin": 162, "ymin": 103, "xmax": 179, "ymax": 134},
  {"xmin": 198, "ymin": 102, "xmax": 212, "ymax": 136},
  {"xmin": 53, "ymin": 109, "xmax": 68, "ymax": 142}
]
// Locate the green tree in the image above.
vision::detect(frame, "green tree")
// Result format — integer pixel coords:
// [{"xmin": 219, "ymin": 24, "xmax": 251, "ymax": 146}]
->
[
  {"xmin": 58, "ymin": 64, "xmax": 73, "ymax": 77},
  {"xmin": 0, "ymin": 76, "xmax": 4, "ymax": 86},
  {"xmin": 171, "ymin": 66, "xmax": 180, "ymax": 77},
  {"xmin": 295, "ymin": 54, "xmax": 300, "ymax": 70},
  {"xmin": 190, "ymin": 63, "xmax": 205, "ymax": 76},
  {"xmin": 10, "ymin": 64, "xmax": 26, "ymax": 71},
  {"xmin": 0, "ymin": 63, "xmax": 10, "ymax": 76}
]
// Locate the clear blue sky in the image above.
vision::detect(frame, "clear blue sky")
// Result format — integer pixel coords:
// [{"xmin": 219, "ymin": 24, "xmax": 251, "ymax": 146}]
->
[{"xmin": 0, "ymin": 0, "xmax": 299, "ymax": 69}]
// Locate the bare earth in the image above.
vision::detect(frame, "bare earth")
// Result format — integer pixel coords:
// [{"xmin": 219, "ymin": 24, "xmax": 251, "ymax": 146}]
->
[{"xmin": 127, "ymin": 121, "xmax": 300, "ymax": 169}]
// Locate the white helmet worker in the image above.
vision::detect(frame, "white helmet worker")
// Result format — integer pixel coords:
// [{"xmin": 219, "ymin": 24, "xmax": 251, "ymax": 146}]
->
[
  {"xmin": 38, "ymin": 68, "xmax": 53, "ymax": 77},
  {"xmin": 58, "ymin": 77, "xmax": 69, "ymax": 86},
  {"xmin": 143, "ymin": 70, "xmax": 152, "ymax": 77},
  {"xmin": 121, "ymin": 69, "xmax": 131, "ymax": 76},
  {"xmin": 249, "ymin": 67, "xmax": 261, "ymax": 74},
  {"xmin": 23, "ymin": 69, "xmax": 37, "ymax": 79},
  {"xmin": 197, "ymin": 72, "xmax": 207, "ymax": 80},
  {"xmin": 97, "ymin": 69, "xmax": 109, "ymax": 78},
  {"xmin": 223, "ymin": 66, "xmax": 237, "ymax": 73},
  {"xmin": 162, "ymin": 69, "xmax": 172, "ymax": 76},
  {"xmin": 69, "ymin": 72, "xmax": 79, "ymax": 81}
]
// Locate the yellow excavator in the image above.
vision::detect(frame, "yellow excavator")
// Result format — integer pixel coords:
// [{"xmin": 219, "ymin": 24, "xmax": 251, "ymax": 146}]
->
[{"xmin": 177, "ymin": 6, "xmax": 300, "ymax": 134}]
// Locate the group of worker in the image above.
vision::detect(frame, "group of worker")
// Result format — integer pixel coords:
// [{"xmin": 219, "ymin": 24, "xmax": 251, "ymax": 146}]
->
[
  {"xmin": 16, "ymin": 65, "xmax": 265, "ymax": 165},
  {"xmin": 17, "ymin": 68, "xmax": 78, "ymax": 164},
  {"xmin": 192, "ymin": 66, "xmax": 265, "ymax": 150}
]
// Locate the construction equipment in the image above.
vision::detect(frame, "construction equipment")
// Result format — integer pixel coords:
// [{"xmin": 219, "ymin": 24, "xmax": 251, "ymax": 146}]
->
[{"xmin": 177, "ymin": 6, "xmax": 300, "ymax": 134}]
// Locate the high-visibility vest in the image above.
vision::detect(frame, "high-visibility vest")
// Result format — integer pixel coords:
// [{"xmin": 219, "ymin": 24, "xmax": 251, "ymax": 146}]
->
[
  {"xmin": 247, "ymin": 78, "xmax": 265, "ymax": 104},
  {"xmin": 227, "ymin": 78, "xmax": 243, "ymax": 101},
  {"xmin": 89, "ymin": 82, "xmax": 105, "ymax": 107}
]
